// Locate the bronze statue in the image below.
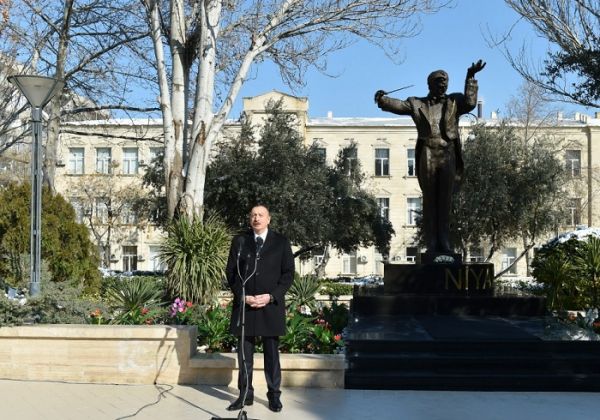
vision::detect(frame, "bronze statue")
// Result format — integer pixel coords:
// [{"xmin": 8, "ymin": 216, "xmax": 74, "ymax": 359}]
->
[{"xmin": 375, "ymin": 60, "xmax": 486, "ymax": 255}]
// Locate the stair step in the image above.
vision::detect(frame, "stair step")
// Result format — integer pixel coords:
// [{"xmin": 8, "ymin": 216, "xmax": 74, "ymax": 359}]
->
[{"xmin": 344, "ymin": 371, "xmax": 600, "ymax": 391}]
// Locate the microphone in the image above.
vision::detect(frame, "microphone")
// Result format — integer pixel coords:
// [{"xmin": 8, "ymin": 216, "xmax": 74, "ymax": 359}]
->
[
  {"xmin": 255, "ymin": 236, "xmax": 264, "ymax": 260},
  {"xmin": 236, "ymin": 236, "xmax": 246, "ymax": 259}
]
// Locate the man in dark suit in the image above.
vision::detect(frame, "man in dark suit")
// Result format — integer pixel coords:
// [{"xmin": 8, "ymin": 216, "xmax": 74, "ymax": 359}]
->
[
  {"xmin": 225, "ymin": 204, "xmax": 294, "ymax": 413},
  {"xmin": 375, "ymin": 60, "xmax": 485, "ymax": 254}
]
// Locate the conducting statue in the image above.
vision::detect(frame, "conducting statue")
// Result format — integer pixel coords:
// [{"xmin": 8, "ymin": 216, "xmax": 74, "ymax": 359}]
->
[{"xmin": 375, "ymin": 60, "xmax": 486, "ymax": 255}]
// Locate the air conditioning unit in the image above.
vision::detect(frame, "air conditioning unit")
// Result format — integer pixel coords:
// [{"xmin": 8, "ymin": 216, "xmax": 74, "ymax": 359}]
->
[
  {"xmin": 55, "ymin": 159, "xmax": 66, "ymax": 167},
  {"xmin": 358, "ymin": 255, "xmax": 368, "ymax": 263},
  {"xmin": 137, "ymin": 254, "xmax": 145, "ymax": 261},
  {"xmin": 138, "ymin": 160, "xmax": 146, "ymax": 167}
]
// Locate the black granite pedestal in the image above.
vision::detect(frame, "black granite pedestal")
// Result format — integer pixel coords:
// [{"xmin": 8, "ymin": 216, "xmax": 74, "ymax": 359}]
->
[{"xmin": 344, "ymin": 261, "xmax": 600, "ymax": 391}]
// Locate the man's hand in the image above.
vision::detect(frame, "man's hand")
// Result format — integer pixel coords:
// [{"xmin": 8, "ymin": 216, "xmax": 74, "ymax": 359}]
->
[
  {"xmin": 467, "ymin": 59, "xmax": 486, "ymax": 79},
  {"xmin": 246, "ymin": 294, "xmax": 271, "ymax": 308},
  {"xmin": 374, "ymin": 89, "xmax": 386, "ymax": 104}
]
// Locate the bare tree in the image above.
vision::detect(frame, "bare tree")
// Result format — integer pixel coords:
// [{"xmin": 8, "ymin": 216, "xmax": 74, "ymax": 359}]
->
[
  {"xmin": 68, "ymin": 168, "xmax": 148, "ymax": 268},
  {"xmin": 494, "ymin": 0, "xmax": 600, "ymax": 108},
  {"xmin": 140, "ymin": 0, "xmax": 448, "ymax": 220},
  {"xmin": 4, "ymin": 0, "xmax": 155, "ymax": 191}
]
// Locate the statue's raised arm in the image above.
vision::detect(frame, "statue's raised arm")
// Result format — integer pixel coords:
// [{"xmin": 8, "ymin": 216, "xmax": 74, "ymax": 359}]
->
[{"xmin": 466, "ymin": 59, "xmax": 486, "ymax": 80}]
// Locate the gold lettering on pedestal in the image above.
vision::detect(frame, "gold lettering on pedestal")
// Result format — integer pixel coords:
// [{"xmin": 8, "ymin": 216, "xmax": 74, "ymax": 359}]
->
[
  {"xmin": 445, "ymin": 269, "xmax": 461, "ymax": 290},
  {"xmin": 445, "ymin": 266, "xmax": 493, "ymax": 291}
]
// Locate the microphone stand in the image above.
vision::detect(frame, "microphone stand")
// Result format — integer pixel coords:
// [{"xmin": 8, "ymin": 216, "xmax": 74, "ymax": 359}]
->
[{"xmin": 212, "ymin": 239, "xmax": 259, "ymax": 420}]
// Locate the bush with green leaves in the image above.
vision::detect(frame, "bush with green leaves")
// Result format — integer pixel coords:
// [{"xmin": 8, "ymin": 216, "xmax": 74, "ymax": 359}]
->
[
  {"xmin": 532, "ymin": 233, "xmax": 600, "ymax": 310},
  {"xmin": 320, "ymin": 300, "xmax": 349, "ymax": 335},
  {"xmin": 320, "ymin": 282, "xmax": 353, "ymax": 299},
  {"xmin": 160, "ymin": 213, "xmax": 231, "ymax": 304},
  {"xmin": 196, "ymin": 303, "xmax": 236, "ymax": 352},
  {"xmin": 104, "ymin": 276, "xmax": 166, "ymax": 324},
  {"xmin": 286, "ymin": 274, "xmax": 321, "ymax": 312},
  {"xmin": 0, "ymin": 183, "xmax": 100, "ymax": 292}
]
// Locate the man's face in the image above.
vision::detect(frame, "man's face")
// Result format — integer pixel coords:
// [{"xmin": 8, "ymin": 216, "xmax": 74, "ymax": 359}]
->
[
  {"xmin": 429, "ymin": 76, "xmax": 448, "ymax": 97},
  {"xmin": 249, "ymin": 206, "xmax": 271, "ymax": 234}
]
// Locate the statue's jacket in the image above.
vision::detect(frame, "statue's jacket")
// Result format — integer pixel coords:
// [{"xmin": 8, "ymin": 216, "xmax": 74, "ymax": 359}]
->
[{"xmin": 378, "ymin": 78, "xmax": 478, "ymax": 183}]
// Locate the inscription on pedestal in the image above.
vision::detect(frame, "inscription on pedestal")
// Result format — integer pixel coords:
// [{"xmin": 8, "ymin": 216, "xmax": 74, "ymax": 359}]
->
[
  {"xmin": 445, "ymin": 265, "xmax": 493, "ymax": 291},
  {"xmin": 384, "ymin": 263, "xmax": 495, "ymax": 296}
]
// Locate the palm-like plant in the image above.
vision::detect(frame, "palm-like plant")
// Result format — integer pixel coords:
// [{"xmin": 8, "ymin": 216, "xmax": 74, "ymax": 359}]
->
[
  {"xmin": 160, "ymin": 213, "xmax": 231, "ymax": 304},
  {"xmin": 104, "ymin": 276, "xmax": 165, "ymax": 324},
  {"xmin": 286, "ymin": 274, "xmax": 321, "ymax": 312},
  {"xmin": 575, "ymin": 236, "xmax": 600, "ymax": 309},
  {"xmin": 533, "ymin": 252, "xmax": 574, "ymax": 311}
]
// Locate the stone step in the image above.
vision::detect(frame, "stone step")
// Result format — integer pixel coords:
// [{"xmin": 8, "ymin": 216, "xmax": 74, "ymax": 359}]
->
[{"xmin": 344, "ymin": 371, "xmax": 600, "ymax": 391}]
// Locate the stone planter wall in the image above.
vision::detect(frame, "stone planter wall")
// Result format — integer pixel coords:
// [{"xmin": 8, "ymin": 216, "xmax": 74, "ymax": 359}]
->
[{"xmin": 0, "ymin": 325, "xmax": 345, "ymax": 388}]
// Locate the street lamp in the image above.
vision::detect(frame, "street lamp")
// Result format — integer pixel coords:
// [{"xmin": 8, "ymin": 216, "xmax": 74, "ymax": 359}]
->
[{"xmin": 8, "ymin": 75, "xmax": 64, "ymax": 296}]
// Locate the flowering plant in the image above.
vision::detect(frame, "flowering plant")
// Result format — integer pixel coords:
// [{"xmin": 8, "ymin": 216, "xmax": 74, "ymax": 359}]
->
[
  {"xmin": 168, "ymin": 298, "xmax": 196, "ymax": 325},
  {"xmin": 89, "ymin": 308, "xmax": 107, "ymax": 325}
]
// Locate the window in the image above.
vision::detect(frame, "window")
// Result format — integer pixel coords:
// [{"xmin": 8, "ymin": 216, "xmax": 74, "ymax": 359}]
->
[
  {"xmin": 313, "ymin": 247, "xmax": 325, "ymax": 268},
  {"xmin": 375, "ymin": 148, "xmax": 389, "ymax": 176},
  {"xmin": 406, "ymin": 247, "xmax": 418, "ymax": 263},
  {"xmin": 122, "ymin": 148, "xmax": 138, "ymax": 175},
  {"xmin": 149, "ymin": 147, "xmax": 164, "ymax": 164},
  {"xmin": 149, "ymin": 246, "xmax": 166, "ymax": 272},
  {"xmin": 407, "ymin": 148, "xmax": 416, "ymax": 176},
  {"xmin": 377, "ymin": 197, "xmax": 390, "ymax": 220},
  {"xmin": 68, "ymin": 148, "xmax": 84, "ymax": 174},
  {"xmin": 566, "ymin": 198, "xmax": 582, "ymax": 227},
  {"xmin": 95, "ymin": 198, "xmax": 108, "ymax": 224},
  {"xmin": 407, "ymin": 197, "xmax": 421, "ymax": 225},
  {"xmin": 342, "ymin": 251, "xmax": 357, "ymax": 275},
  {"xmin": 501, "ymin": 248, "xmax": 517, "ymax": 274},
  {"xmin": 344, "ymin": 147, "xmax": 357, "ymax": 175},
  {"xmin": 469, "ymin": 247, "xmax": 484, "ymax": 263},
  {"xmin": 120, "ymin": 204, "xmax": 137, "ymax": 225},
  {"xmin": 122, "ymin": 246, "xmax": 138, "ymax": 272},
  {"xmin": 69, "ymin": 198, "xmax": 85, "ymax": 223},
  {"xmin": 315, "ymin": 147, "xmax": 326, "ymax": 164},
  {"xmin": 565, "ymin": 149, "xmax": 581, "ymax": 177},
  {"xmin": 96, "ymin": 148, "xmax": 111, "ymax": 174}
]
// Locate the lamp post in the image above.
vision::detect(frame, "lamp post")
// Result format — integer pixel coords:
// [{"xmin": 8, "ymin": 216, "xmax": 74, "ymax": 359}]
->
[{"xmin": 8, "ymin": 75, "xmax": 64, "ymax": 297}]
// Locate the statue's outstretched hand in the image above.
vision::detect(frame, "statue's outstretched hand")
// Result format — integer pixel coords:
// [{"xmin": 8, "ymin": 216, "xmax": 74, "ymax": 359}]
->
[
  {"xmin": 374, "ymin": 89, "xmax": 386, "ymax": 104},
  {"xmin": 467, "ymin": 60, "xmax": 486, "ymax": 79}
]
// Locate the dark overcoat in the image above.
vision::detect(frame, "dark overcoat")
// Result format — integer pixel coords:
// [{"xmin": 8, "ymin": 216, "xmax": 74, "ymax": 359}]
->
[
  {"xmin": 226, "ymin": 229, "xmax": 294, "ymax": 337},
  {"xmin": 377, "ymin": 78, "xmax": 478, "ymax": 186}
]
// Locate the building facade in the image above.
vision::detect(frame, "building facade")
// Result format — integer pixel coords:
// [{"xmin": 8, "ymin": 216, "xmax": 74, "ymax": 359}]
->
[{"xmin": 53, "ymin": 91, "xmax": 600, "ymax": 279}]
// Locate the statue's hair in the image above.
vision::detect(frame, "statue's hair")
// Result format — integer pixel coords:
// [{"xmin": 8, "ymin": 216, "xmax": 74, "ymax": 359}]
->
[{"xmin": 427, "ymin": 70, "xmax": 448, "ymax": 85}]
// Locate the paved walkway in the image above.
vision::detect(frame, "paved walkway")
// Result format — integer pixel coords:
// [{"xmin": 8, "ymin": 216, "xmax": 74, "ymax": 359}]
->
[{"xmin": 0, "ymin": 379, "xmax": 599, "ymax": 420}]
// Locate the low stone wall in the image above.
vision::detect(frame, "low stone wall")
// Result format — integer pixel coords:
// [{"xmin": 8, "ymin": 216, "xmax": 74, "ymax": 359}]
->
[
  {"xmin": 0, "ymin": 325, "xmax": 345, "ymax": 388},
  {"xmin": 0, "ymin": 325, "xmax": 197, "ymax": 384},
  {"xmin": 189, "ymin": 352, "xmax": 345, "ymax": 388}
]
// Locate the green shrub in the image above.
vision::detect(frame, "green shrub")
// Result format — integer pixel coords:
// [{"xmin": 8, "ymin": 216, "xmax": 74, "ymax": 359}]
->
[
  {"xmin": 160, "ymin": 213, "xmax": 231, "ymax": 304},
  {"xmin": 320, "ymin": 300, "xmax": 349, "ymax": 334},
  {"xmin": 532, "ymin": 235, "xmax": 600, "ymax": 310},
  {"xmin": 196, "ymin": 303, "xmax": 236, "ymax": 352},
  {"xmin": 104, "ymin": 276, "xmax": 165, "ymax": 324},
  {"xmin": 320, "ymin": 281, "xmax": 353, "ymax": 298},
  {"xmin": 286, "ymin": 274, "xmax": 320, "ymax": 312},
  {"xmin": 0, "ymin": 294, "xmax": 30, "ymax": 326}
]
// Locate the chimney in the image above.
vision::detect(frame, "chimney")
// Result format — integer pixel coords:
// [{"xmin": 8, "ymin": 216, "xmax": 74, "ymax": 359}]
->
[
  {"xmin": 557, "ymin": 111, "xmax": 563, "ymax": 120},
  {"xmin": 596, "ymin": 112, "xmax": 600, "ymax": 119},
  {"xmin": 327, "ymin": 111, "xmax": 333, "ymax": 119},
  {"xmin": 477, "ymin": 101, "xmax": 483, "ymax": 119},
  {"xmin": 490, "ymin": 111, "xmax": 498, "ymax": 120}
]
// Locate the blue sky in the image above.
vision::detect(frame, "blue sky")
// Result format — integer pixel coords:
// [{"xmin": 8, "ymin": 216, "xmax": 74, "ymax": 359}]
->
[{"xmin": 231, "ymin": 0, "xmax": 592, "ymax": 120}]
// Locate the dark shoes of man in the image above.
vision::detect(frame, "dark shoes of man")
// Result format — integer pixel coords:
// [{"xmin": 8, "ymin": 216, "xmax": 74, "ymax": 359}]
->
[
  {"xmin": 226, "ymin": 396, "xmax": 253, "ymax": 411},
  {"xmin": 267, "ymin": 394, "xmax": 283, "ymax": 412}
]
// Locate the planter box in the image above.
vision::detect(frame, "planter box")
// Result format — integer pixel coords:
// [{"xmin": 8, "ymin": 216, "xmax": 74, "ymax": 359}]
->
[
  {"xmin": 0, "ymin": 325, "xmax": 345, "ymax": 388},
  {"xmin": 0, "ymin": 325, "xmax": 197, "ymax": 385},
  {"xmin": 189, "ymin": 352, "xmax": 345, "ymax": 388}
]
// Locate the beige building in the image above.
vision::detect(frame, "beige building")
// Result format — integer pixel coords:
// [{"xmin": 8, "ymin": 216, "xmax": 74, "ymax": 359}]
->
[{"xmin": 53, "ymin": 91, "xmax": 600, "ymax": 279}]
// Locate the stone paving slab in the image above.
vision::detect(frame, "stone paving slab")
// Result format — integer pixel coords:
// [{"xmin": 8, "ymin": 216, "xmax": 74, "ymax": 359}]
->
[{"xmin": 0, "ymin": 379, "xmax": 599, "ymax": 420}]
